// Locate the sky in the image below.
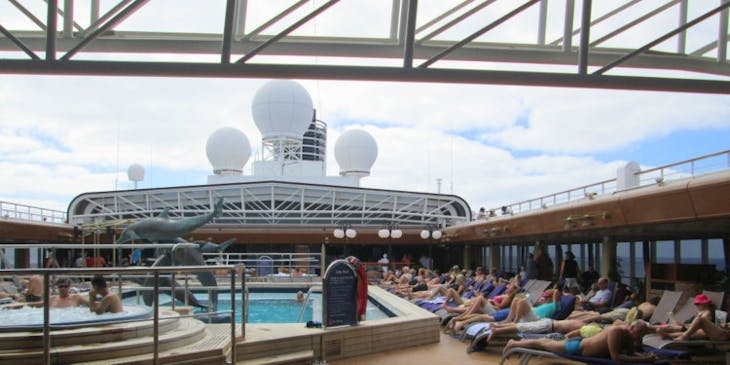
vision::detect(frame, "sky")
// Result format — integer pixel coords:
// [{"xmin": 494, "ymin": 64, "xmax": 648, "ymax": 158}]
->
[{"xmin": 0, "ymin": 1, "xmax": 729, "ymax": 214}]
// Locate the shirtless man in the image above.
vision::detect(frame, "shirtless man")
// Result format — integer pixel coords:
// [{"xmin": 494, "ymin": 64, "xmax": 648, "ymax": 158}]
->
[
  {"xmin": 23, "ymin": 275, "xmax": 44, "ymax": 303},
  {"xmin": 49, "ymin": 278, "xmax": 88, "ymax": 308},
  {"xmin": 503, "ymin": 320, "xmax": 657, "ymax": 362},
  {"xmin": 88, "ymin": 275, "xmax": 123, "ymax": 314}
]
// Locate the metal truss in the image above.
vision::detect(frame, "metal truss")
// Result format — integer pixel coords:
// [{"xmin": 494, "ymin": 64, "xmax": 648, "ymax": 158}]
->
[
  {"xmin": 0, "ymin": 0, "xmax": 728, "ymax": 93},
  {"xmin": 67, "ymin": 181, "xmax": 472, "ymax": 229}
]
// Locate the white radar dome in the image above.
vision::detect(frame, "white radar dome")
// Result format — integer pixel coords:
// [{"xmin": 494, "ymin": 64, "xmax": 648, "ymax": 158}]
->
[
  {"xmin": 252, "ymin": 80, "xmax": 314, "ymax": 140},
  {"xmin": 127, "ymin": 163, "xmax": 145, "ymax": 182},
  {"xmin": 334, "ymin": 129, "xmax": 378, "ymax": 177},
  {"xmin": 206, "ymin": 127, "xmax": 251, "ymax": 175}
]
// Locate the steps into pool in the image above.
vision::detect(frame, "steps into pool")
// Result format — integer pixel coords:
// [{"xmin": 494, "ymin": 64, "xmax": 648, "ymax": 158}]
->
[{"xmin": 0, "ymin": 310, "xmax": 230, "ymax": 365}]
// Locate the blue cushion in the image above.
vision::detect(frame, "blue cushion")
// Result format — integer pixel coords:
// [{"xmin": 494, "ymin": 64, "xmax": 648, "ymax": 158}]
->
[
  {"xmin": 486, "ymin": 285, "xmax": 506, "ymax": 299},
  {"xmin": 552, "ymin": 295, "xmax": 576, "ymax": 320}
]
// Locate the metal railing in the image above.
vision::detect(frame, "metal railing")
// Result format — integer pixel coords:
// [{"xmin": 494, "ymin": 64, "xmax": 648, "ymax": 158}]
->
[
  {"xmin": 0, "ymin": 265, "xmax": 245, "ymax": 365},
  {"xmin": 0, "ymin": 201, "xmax": 67, "ymax": 224},
  {"xmin": 483, "ymin": 150, "xmax": 730, "ymax": 217},
  {"xmin": 204, "ymin": 252, "xmax": 321, "ymax": 277}
]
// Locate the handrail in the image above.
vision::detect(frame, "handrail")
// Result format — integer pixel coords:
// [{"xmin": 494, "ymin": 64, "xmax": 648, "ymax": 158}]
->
[
  {"xmin": 204, "ymin": 252, "xmax": 322, "ymax": 276},
  {"xmin": 0, "ymin": 243, "xmax": 197, "ymax": 249},
  {"xmin": 0, "ymin": 265, "xmax": 244, "ymax": 365},
  {"xmin": 483, "ymin": 149, "xmax": 730, "ymax": 217},
  {"xmin": 297, "ymin": 285, "xmax": 322, "ymax": 322},
  {"xmin": 0, "ymin": 200, "xmax": 67, "ymax": 224}
]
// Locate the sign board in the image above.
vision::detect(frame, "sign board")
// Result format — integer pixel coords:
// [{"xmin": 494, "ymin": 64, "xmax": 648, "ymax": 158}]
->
[{"xmin": 323, "ymin": 259, "xmax": 358, "ymax": 328}]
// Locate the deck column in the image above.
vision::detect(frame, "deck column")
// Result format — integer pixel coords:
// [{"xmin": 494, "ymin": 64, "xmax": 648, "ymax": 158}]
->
[
  {"xmin": 601, "ymin": 236, "xmax": 618, "ymax": 281},
  {"xmin": 722, "ymin": 237, "xmax": 730, "ymax": 286},
  {"xmin": 489, "ymin": 243, "xmax": 500, "ymax": 272},
  {"xmin": 463, "ymin": 244, "xmax": 471, "ymax": 270}
]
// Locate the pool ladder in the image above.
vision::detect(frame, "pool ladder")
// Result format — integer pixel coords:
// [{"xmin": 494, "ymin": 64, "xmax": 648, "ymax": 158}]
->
[{"xmin": 296, "ymin": 285, "xmax": 322, "ymax": 322}]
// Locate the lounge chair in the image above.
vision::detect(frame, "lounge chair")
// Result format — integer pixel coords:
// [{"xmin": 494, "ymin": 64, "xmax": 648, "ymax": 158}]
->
[
  {"xmin": 702, "ymin": 290, "xmax": 724, "ymax": 308},
  {"xmin": 648, "ymin": 290, "xmax": 682, "ymax": 325},
  {"xmin": 525, "ymin": 280, "xmax": 552, "ymax": 306},
  {"xmin": 643, "ymin": 332, "xmax": 730, "ymax": 351},
  {"xmin": 499, "ymin": 345, "xmax": 689, "ymax": 365},
  {"xmin": 669, "ymin": 290, "xmax": 724, "ymax": 326},
  {"xmin": 673, "ymin": 300, "xmax": 698, "ymax": 325},
  {"xmin": 465, "ymin": 295, "xmax": 576, "ymax": 350}
]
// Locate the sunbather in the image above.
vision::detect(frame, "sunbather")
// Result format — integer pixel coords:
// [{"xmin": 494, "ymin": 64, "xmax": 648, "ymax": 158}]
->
[
  {"xmin": 674, "ymin": 313, "xmax": 730, "ymax": 341},
  {"xmin": 501, "ymin": 288, "xmax": 561, "ymax": 323},
  {"xmin": 443, "ymin": 277, "xmax": 518, "ymax": 314},
  {"xmin": 570, "ymin": 299, "xmax": 654, "ymax": 323},
  {"xmin": 503, "ymin": 320, "xmax": 657, "ymax": 362},
  {"xmin": 410, "ymin": 273, "xmax": 466, "ymax": 300},
  {"xmin": 446, "ymin": 284, "xmax": 546, "ymax": 334},
  {"xmin": 576, "ymin": 277, "xmax": 612, "ymax": 312},
  {"xmin": 486, "ymin": 318, "xmax": 587, "ymax": 342},
  {"xmin": 657, "ymin": 293, "xmax": 720, "ymax": 340}
]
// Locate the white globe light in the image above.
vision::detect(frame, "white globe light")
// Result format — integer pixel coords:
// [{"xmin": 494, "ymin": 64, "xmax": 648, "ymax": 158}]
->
[
  {"xmin": 345, "ymin": 228, "xmax": 357, "ymax": 239},
  {"xmin": 378, "ymin": 229, "xmax": 390, "ymax": 239},
  {"xmin": 432, "ymin": 230, "xmax": 443, "ymax": 240},
  {"xmin": 420, "ymin": 230, "xmax": 430, "ymax": 240},
  {"xmin": 333, "ymin": 228, "xmax": 345, "ymax": 239},
  {"xmin": 252, "ymin": 80, "xmax": 314, "ymax": 141},
  {"xmin": 127, "ymin": 163, "xmax": 145, "ymax": 182},
  {"xmin": 206, "ymin": 127, "xmax": 251, "ymax": 174},
  {"xmin": 391, "ymin": 229, "xmax": 403, "ymax": 239},
  {"xmin": 335, "ymin": 129, "xmax": 378, "ymax": 178}
]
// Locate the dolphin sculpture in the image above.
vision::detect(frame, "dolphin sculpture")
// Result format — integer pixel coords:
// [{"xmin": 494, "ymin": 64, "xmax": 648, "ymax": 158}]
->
[
  {"xmin": 115, "ymin": 197, "xmax": 228, "ymax": 309},
  {"xmin": 141, "ymin": 238, "xmax": 234, "ymax": 310},
  {"xmin": 197, "ymin": 238, "xmax": 236, "ymax": 255},
  {"xmin": 117, "ymin": 197, "xmax": 224, "ymax": 244}
]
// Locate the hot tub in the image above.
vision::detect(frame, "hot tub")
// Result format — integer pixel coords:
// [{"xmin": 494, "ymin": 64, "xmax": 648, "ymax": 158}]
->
[{"xmin": 0, "ymin": 304, "xmax": 152, "ymax": 332}]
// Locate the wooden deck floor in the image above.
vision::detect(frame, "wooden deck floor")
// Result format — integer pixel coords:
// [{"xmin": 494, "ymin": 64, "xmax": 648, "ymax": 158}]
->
[{"xmin": 329, "ymin": 332, "xmax": 580, "ymax": 365}]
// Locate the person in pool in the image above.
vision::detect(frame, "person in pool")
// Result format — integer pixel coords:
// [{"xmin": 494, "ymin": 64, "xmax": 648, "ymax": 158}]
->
[
  {"xmin": 50, "ymin": 278, "xmax": 88, "ymax": 308},
  {"xmin": 503, "ymin": 320, "xmax": 656, "ymax": 362},
  {"xmin": 88, "ymin": 275, "xmax": 123, "ymax": 314},
  {"xmin": 23, "ymin": 275, "xmax": 44, "ymax": 304}
]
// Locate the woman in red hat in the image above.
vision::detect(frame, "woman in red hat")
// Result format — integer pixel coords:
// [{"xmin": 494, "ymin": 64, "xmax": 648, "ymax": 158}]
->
[{"xmin": 658, "ymin": 293, "xmax": 721, "ymax": 340}]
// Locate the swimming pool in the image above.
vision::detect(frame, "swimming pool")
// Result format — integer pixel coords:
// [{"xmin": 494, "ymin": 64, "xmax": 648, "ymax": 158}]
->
[{"xmin": 123, "ymin": 290, "xmax": 392, "ymax": 324}]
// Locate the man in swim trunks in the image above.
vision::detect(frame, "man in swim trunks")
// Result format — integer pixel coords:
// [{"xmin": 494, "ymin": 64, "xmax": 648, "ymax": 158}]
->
[
  {"xmin": 23, "ymin": 275, "xmax": 44, "ymax": 303},
  {"xmin": 88, "ymin": 275, "xmax": 123, "ymax": 314},
  {"xmin": 503, "ymin": 320, "xmax": 657, "ymax": 362}
]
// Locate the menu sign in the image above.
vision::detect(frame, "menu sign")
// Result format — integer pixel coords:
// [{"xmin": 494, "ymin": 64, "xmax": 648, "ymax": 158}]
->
[{"xmin": 323, "ymin": 260, "xmax": 357, "ymax": 328}]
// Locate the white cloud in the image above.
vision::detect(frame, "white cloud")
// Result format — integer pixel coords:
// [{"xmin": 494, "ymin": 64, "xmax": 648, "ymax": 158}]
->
[{"xmin": 483, "ymin": 88, "xmax": 730, "ymax": 153}]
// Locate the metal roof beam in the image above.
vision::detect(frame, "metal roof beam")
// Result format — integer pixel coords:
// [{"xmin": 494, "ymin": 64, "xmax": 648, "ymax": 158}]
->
[
  {"xmin": 0, "ymin": 24, "xmax": 40, "ymax": 59},
  {"xmin": 60, "ymin": 0, "xmax": 149, "ymax": 61},
  {"xmin": 235, "ymin": 0, "xmax": 339, "ymax": 64},
  {"xmin": 594, "ymin": 1, "xmax": 730, "ymax": 75},
  {"xmin": 417, "ymin": 0, "xmax": 495, "ymax": 44},
  {"xmin": 0, "ymin": 60, "xmax": 728, "ymax": 94},
  {"xmin": 419, "ymin": 0, "xmax": 540, "ymax": 68}
]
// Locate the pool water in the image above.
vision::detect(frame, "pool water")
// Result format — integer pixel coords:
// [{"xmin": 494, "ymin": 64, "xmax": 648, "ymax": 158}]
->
[
  {"xmin": 0, "ymin": 305, "xmax": 152, "ymax": 330},
  {"xmin": 123, "ymin": 291, "xmax": 391, "ymax": 324}
]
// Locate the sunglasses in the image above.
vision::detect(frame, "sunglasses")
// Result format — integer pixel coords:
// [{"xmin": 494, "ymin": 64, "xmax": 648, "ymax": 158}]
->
[{"xmin": 57, "ymin": 285, "xmax": 69, "ymax": 289}]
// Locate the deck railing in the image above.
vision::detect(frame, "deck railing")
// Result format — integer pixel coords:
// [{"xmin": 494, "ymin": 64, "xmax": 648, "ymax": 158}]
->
[
  {"xmin": 483, "ymin": 149, "xmax": 730, "ymax": 217},
  {"xmin": 203, "ymin": 252, "xmax": 322, "ymax": 278},
  {"xmin": 0, "ymin": 201, "xmax": 67, "ymax": 224},
  {"xmin": 0, "ymin": 265, "xmax": 244, "ymax": 365}
]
